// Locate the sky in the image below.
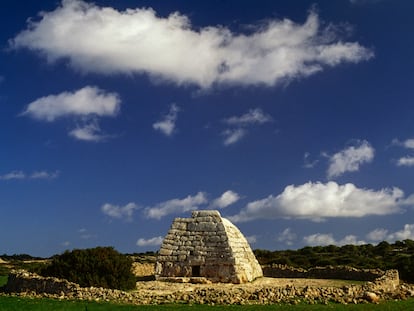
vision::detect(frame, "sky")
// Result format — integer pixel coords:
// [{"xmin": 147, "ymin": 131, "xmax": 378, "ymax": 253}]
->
[{"xmin": 1, "ymin": 0, "xmax": 414, "ymax": 257}]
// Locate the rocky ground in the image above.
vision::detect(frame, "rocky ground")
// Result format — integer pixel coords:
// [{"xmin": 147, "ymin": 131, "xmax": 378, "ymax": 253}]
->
[
  {"xmin": 3, "ymin": 270, "xmax": 414, "ymax": 305},
  {"xmin": 2, "ymin": 261, "xmax": 414, "ymax": 305}
]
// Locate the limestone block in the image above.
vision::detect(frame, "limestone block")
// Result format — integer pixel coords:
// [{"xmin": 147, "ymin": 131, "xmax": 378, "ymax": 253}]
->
[
  {"xmin": 171, "ymin": 222, "xmax": 187, "ymax": 230},
  {"xmin": 192, "ymin": 210, "xmax": 221, "ymax": 218},
  {"xmin": 159, "ymin": 248, "xmax": 173, "ymax": 256}
]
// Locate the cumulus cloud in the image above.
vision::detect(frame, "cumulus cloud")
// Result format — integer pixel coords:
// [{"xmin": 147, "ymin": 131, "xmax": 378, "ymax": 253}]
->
[
  {"xmin": 137, "ymin": 236, "xmax": 163, "ymax": 247},
  {"xmin": 153, "ymin": 104, "xmax": 180, "ymax": 136},
  {"xmin": 11, "ymin": 0, "xmax": 373, "ymax": 88},
  {"xmin": 366, "ymin": 228, "xmax": 389, "ymax": 242},
  {"xmin": 0, "ymin": 170, "xmax": 59, "ymax": 180},
  {"xmin": 392, "ymin": 138, "xmax": 414, "ymax": 167},
  {"xmin": 392, "ymin": 138, "xmax": 414, "ymax": 149},
  {"xmin": 367, "ymin": 224, "xmax": 414, "ymax": 243},
  {"xmin": 21, "ymin": 86, "xmax": 120, "ymax": 142},
  {"xmin": 387, "ymin": 224, "xmax": 414, "ymax": 241},
  {"xmin": 304, "ymin": 233, "xmax": 366, "ymax": 246},
  {"xmin": 402, "ymin": 139, "xmax": 414, "ymax": 149},
  {"xmin": 101, "ymin": 202, "xmax": 139, "ymax": 221},
  {"xmin": 229, "ymin": 181, "xmax": 404, "ymax": 223},
  {"xmin": 222, "ymin": 108, "xmax": 272, "ymax": 145},
  {"xmin": 21, "ymin": 86, "xmax": 120, "ymax": 121},
  {"xmin": 145, "ymin": 192, "xmax": 208, "ymax": 219},
  {"xmin": 277, "ymin": 228, "xmax": 297, "ymax": 246},
  {"xmin": 327, "ymin": 140, "xmax": 375, "ymax": 179},
  {"xmin": 396, "ymin": 156, "xmax": 414, "ymax": 167},
  {"xmin": 210, "ymin": 190, "xmax": 240, "ymax": 209}
]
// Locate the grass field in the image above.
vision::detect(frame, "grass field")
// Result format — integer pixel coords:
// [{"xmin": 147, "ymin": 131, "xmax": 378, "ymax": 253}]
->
[{"xmin": 0, "ymin": 296, "xmax": 413, "ymax": 311}]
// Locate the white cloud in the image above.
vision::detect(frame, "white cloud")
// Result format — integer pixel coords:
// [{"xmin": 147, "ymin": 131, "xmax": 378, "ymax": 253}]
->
[
  {"xmin": 366, "ymin": 228, "xmax": 389, "ymax": 242},
  {"xmin": 403, "ymin": 139, "xmax": 414, "ymax": 149},
  {"xmin": 222, "ymin": 128, "xmax": 247, "ymax": 146},
  {"xmin": 304, "ymin": 233, "xmax": 365, "ymax": 246},
  {"xmin": 153, "ymin": 104, "xmax": 180, "ymax": 136},
  {"xmin": 303, "ymin": 233, "xmax": 336, "ymax": 246},
  {"xmin": 327, "ymin": 140, "xmax": 375, "ymax": 179},
  {"xmin": 387, "ymin": 224, "xmax": 414, "ymax": 241},
  {"xmin": 30, "ymin": 170, "xmax": 59, "ymax": 179},
  {"xmin": 367, "ymin": 224, "xmax": 414, "ymax": 243},
  {"xmin": 277, "ymin": 228, "xmax": 297, "ymax": 246},
  {"xmin": 21, "ymin": 86, "xmax": 120, "ymax": 122},
  {"xmin": 101, "ymin": 202, "xmax": 139, "ymax": 221},
  {"xmin": 224, "ymin": 109, "xmax": 273, "ymax": 126},
  {"xmin": 392, "ymin": 138, "xmax": 414, "ymax": 167},
  {"xmin": 392, "ymin": 138, "xmax": 414, "ymax": 149},
  {"xmin": 137, "ymin": 236, "xmax": 163, "ymax": 247},
  {"xmin": 210, "ymin": 190, "xmax": 240, "ymax": 209},
  {"xmin": 222, "ymin": 108, "xmax": 273, "ymax": 145},
  {"xmin": 69, "ymin": 120, "xmax": 109, "ymax": 142},
  {"xmin": 11, "ymin": 1, "xmax": 373, "ymax": 88},
  {"xmin": 0, "ymin": 171, "xmax": 26, "ymax": 180},
  {"xmin": 145, "ymin": 192, "xmax": 208, "ymax": 219},
  {"xmin": 229, "ymin": 181, "xmax": 404, "ymax": 223},
  {"xmin": 396, "ymin": 156, "xmax": 414, "ymax": 167},
  {"xmin": 0, "ymin": 170, "xmax": 59, "ymax": 180}
]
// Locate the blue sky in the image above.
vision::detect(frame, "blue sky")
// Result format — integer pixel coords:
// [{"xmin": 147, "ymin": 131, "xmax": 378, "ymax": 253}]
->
[{"xmin": 1, "ymin": 0, "xmax": 414, "ymax": 257}]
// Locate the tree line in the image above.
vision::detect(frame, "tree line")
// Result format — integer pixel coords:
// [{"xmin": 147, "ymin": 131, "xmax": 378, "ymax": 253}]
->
[{"xmin": 254, "ymin": 239, "xmax": 414, "ymax": 282}]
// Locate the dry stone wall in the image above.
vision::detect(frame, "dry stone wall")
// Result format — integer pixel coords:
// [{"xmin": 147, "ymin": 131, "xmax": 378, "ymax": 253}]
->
[
  {"xmin": 262, "ymin": 265, "xmax": 384, "ymax": 281},
  {"xmin": 1, "ymin": 269, "xmax": 413, "ymax": 305},
  {"xmin": 156, "ymin": 210, "xmax": 262, "ymax": 283}
]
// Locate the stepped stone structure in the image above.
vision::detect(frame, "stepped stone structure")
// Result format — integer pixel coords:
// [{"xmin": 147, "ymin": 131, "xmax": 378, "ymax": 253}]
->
[{"xmin": 155, "ymin": 210, "xmax": 263, "ymax": 283}]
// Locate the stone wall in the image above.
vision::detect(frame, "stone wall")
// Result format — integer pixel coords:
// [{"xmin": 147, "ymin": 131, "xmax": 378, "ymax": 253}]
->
[
  {"xmin": 1, "ymin": 268, "xmax": 412, "ymax": 305},
  {"xmin": 262, "ymin": 264, "xmax": 384, "ymax": 281}
]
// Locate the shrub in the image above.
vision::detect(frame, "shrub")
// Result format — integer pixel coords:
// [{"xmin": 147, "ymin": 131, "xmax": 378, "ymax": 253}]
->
[{"xmin": 41, "ymin": 247, "xmax": 136, "ymax": 290}]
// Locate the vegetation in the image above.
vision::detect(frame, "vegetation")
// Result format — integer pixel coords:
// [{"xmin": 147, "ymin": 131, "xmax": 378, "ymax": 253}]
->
[
  {"xmin": 40, "ymin": 247, "xmax": 136, "ymax": 290},
  {"xmin": 0, "ymin": 275, "xmax": 7, "ymax": 287},
  {"xmin": 254, "ymin": 239, "xmax": 414, "ymax": 283},
  {"xmin": 0, "ymin": 296, "xmax": 413, "ymax": 310},
  {"xmin": 0, "ymin": 253, "xmax": 44, "ymax": 261}
]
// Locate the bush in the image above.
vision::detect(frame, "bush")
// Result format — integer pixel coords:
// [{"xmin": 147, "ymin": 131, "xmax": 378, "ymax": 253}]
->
[{"xmin": 41, "ymin": 247, "xmax": 136, "ymax": 290}]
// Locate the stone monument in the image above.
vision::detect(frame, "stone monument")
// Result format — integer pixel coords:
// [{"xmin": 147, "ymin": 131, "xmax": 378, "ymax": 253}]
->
[{"xmin": 155, "ymin": 210, "xmax": 263, "ymax": 283}]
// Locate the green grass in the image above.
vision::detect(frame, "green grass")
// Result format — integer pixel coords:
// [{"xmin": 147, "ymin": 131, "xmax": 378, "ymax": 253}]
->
[
  {"xmin": 0, "ymin": 296, "xmax": 413, "ymax": 311},
  {"xmin": 0, "ymin": 275, "xmax": 8, "ymax": 287}
]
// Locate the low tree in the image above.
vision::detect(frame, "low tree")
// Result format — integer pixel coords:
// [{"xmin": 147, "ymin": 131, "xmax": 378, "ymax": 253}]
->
[{"xmin": 41, "ymin": 247, "xmax": 136, "ymax": 290}]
